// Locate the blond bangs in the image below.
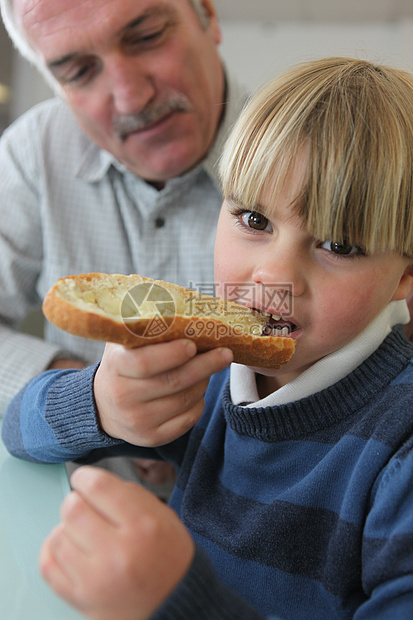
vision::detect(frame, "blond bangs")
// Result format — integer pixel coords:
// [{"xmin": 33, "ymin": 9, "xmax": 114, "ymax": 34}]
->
[
  {"xmin": 220, "ymin": 72, "xmax": 316, "ymax": 210},
  {"xmin": 220, "ymin": 58, "xmax": 413, "ymax": 257}
]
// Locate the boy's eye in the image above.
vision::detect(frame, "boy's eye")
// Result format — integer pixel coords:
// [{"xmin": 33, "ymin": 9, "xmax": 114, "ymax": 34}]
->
[
  {"xmin": 241, "ymin": 211, "xmax": 272, "ymax": 232},
  {"xmin": 320, "ymin": 240, "xmax": 364, "ymax": 255}
]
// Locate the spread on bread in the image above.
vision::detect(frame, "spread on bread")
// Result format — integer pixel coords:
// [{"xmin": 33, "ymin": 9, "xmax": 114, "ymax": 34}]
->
[{"xmin": 42, "ymin": 273, "xmax": 296, "ymax": 368}]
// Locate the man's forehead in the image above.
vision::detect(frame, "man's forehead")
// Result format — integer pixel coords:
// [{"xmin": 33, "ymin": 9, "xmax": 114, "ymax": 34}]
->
[
  {"xmin": 15, "ymin": 0, "xmax": 79, "ymax": 23},
  {"xmin": 14, "ymin": 0, "xmax": 185, "ymax": 30},
  {"xmin": 13, "ymin": 0, "xmax": 189, "ymax": 57}
]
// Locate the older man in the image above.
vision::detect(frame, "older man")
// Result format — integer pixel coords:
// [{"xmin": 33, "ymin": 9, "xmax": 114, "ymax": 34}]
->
[{"xmin": 0, "ymin": 0, "xmax": 245, "ymax": 490}]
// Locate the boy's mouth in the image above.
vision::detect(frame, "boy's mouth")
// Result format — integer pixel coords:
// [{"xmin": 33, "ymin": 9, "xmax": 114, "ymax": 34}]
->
[{"xmin": 254, "ymin": 309, "xmax": 298, "ymax": 337}]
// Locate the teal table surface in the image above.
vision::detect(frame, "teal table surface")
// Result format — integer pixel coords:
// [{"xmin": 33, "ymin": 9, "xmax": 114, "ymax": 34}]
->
[{"xmin": 0, "ymin": 421, "xmax": 85, "ymax": 619}]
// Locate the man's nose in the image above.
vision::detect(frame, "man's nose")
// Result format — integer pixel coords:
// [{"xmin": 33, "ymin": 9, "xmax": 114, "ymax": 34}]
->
[{"xmin": 106, "ymin": 55, "xmax": 155, "ymax": 115}]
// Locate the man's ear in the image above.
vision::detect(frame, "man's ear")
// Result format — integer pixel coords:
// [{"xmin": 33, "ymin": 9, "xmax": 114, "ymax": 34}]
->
[
  {"xmin": 392, "ymin": 261, "xmax": 413, "ymax": 301},
  {"xmin": 200, "ymin": 0, "xmax": 222, "ymax": 44}
]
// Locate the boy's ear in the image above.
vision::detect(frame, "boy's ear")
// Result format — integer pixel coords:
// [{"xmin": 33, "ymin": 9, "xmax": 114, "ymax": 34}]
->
[{"xmin": 392, "ymin": 261, "xmax": 413, "ymax": 301}]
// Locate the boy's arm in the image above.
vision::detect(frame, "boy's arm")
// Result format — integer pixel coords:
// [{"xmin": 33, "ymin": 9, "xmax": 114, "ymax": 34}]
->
[
  {"xmin": 355, "ymin": 449, "xmax": 413, "ymax": 619},
  {"xmin": 40, "ymin": 466, "xmax": 276, "ymax": 620},
  {"xmin": 1, "ymin": 364, "xmax": 121, "ymax": 463},
  {"xmin": 2, "ymin": 340, "xmax": 233, "ymax": 463}
]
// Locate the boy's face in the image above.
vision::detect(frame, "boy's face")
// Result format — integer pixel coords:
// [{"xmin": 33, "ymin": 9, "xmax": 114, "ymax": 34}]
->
[{"xmin": 214, "ymin": 151, "xmax": 413, "ymax": 390}]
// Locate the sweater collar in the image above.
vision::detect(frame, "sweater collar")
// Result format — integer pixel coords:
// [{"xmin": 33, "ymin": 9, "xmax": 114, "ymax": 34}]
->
[
  {"xmin": 231, "ymin": 300, "xmax": 409, "ymax": 407},
  {"xmin": 224, "ymin": 325, "xmax": 413, "ymax": 442}
]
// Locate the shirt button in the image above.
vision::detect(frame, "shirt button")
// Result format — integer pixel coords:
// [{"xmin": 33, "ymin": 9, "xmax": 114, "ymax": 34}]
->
[{"xmin": 155, "ymin": 217, "xmax": 165, "ymax": 228}]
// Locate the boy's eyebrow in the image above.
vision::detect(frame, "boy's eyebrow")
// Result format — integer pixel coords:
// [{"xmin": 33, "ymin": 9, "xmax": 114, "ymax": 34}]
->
[
  {"xmin": 47, "ymin": 4, "xmax": 173, "ymax": 70},
  {"xmin": 227, "ymin": 194, "xmax": 308, "ymax": 229},
  {"xmin": 227, "ymin": 195, "xmax": 270, "ymax": 215}
]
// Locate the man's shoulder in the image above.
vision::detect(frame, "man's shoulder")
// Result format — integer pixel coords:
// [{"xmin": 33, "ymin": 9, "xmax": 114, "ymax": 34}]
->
[
  {"xmin": 2, "ymin": 98, "xmax": 102, "ymax": 175},
  {"xmin": 3, "ymin": 98, "xmax": 92, "ymax": 151},
  {"xmin": 7, "ymin": 97, "xmax": 71, "ymax": 129}
]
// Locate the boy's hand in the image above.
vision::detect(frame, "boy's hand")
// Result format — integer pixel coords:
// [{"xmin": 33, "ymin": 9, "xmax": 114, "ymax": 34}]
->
[
  {"xmin": 39, "ymin": 466, "xmax": 194, "ymax": 620},
  {"xmin": 94, "ymin": 339, "xmax": 233, "ymax": 446}
]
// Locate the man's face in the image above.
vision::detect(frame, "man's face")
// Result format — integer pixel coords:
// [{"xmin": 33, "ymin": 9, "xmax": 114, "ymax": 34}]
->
[{"xmin": 15, "ymin": 0, "xmax": 224, "ymax": 183}]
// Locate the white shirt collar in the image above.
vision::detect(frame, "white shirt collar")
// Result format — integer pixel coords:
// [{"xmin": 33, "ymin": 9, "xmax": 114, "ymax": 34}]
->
[{"xmin": 230, "ymin": 300, "xmax": 410, "ymax": 408}]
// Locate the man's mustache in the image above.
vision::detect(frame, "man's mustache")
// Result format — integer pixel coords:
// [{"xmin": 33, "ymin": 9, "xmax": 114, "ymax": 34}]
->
[{"xmin": 113, "ymin": 94, "xmax": 192, "ymax": 142}]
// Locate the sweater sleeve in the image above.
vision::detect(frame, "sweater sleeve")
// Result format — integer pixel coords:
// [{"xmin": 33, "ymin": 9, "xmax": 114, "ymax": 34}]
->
[
  {"xmin": 1, "ymin": 364, "xmax": 123, "ymax": 463},
  {"xmin": 152, "ymin": 546, "xmax": 280, "ymax": 620},
  {"xmin": 355, "ymin": 448, "xmax": 413, "ymax": 619}
]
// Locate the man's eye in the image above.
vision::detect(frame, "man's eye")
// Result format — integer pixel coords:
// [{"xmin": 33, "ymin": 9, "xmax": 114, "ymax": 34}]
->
[
  {"xmin": 320, "ymin": 240, "xmax": 364, "ymax": 255},
  {"xmin": 139, "ymin": 29, "xmax": 164, "ymax": 43},
  {"xmin": 64, "ymin": 59, "xmax": 98, "ymax": 84},
  {"xmin": 127, "ymin": 31, "xmax": 162, "ymax": 47},
  {"xmin": 241, "ymin": 211, "xmax": 272, "ymax": 232},
  {"xmin": 125, "ymin": 24, "xmax": 167, "ymax": 49},
  {"xmin": 70, "ymin": 66, "xmax": 91, "ymax": 82}
]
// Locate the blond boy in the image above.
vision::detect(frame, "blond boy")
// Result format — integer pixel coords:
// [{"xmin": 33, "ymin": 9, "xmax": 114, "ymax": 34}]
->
[{"xmin": 3, "ymin": 57, "xmax": 413, "ymax": 619}]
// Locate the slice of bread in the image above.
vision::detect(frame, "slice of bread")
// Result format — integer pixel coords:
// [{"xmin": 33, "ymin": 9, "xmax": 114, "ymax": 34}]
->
[{"xmin": 43, "ymin": 273, "xmax": 295, "ymax": 369}]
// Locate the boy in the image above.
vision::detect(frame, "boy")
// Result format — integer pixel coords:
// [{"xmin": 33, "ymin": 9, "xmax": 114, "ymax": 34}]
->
[{"xmin": 3, "ymin": 57, "xmax": 413, "ymax": 619}]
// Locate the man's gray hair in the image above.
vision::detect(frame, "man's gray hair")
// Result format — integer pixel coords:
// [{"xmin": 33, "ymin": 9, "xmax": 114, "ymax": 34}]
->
[
  {"xmin": 0, "ymin": 0, "xmax": 210, "ymax": 83},
  {"xmin": 0, "ymin": 0, "xmax": 40, "ymax": 67}
]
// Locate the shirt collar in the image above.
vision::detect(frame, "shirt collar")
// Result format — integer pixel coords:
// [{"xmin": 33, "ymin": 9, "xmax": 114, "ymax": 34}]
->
[
  {"xmin": 74, "ymin": 69, "xmax": 247, "ymax": 188},
  {"xmin": 74, "ymin": 140, "xmax": 117, "ymax": 182}
]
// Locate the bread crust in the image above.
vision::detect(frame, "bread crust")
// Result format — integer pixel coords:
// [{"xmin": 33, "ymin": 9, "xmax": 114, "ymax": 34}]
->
[{"xmin": 43, "ymin": 273, "xmax": 296, "ymax": 369}]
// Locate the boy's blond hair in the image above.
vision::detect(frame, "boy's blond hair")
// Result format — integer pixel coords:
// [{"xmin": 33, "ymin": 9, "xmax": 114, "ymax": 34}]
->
[{"xmin": 220, "ymin": 57, "xmax": 413, "ymax": 257}]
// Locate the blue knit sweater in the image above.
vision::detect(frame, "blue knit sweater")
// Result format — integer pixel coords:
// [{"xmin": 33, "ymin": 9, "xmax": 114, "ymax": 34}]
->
[{"xmin": 3, "ymin": 326, "xmax": 413, "ymax": 619}]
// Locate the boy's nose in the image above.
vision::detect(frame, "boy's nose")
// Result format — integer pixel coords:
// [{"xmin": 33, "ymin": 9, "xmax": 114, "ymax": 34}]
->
[{"xmin": 251, "ymin": 248, "xmax": 306, "ymax": 299}]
